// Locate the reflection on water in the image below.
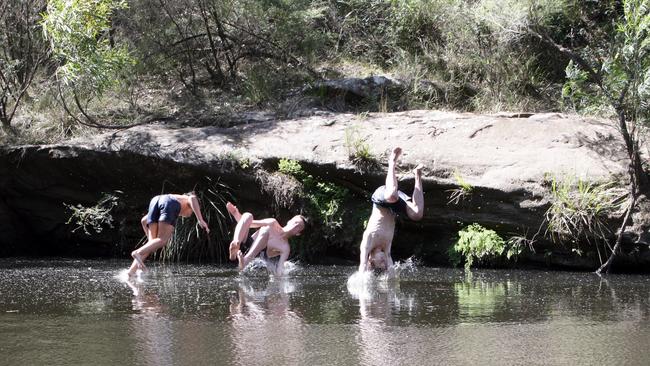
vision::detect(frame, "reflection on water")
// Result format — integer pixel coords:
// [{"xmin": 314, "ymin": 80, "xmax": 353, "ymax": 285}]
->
[
  {"xmin": 230, "ymin": 277, "xmax": 305, "ymax": 365},
  {"xmin": 125, "ymin": 277, "xmax": 173, "ymax": 366},
  {"xmin": 1, "ymin": 259, "xmax": 650, "ymax": 365},
  {"xmin": 348, "ymin": 271, "xmax": 422, "ymax": 366},
  {"xmin": 455, "ymin": 279, "xmax": 514, "ymax": 321}
]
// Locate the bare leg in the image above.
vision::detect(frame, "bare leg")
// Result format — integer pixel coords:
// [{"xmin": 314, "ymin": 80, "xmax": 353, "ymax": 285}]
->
[
  {"xmin": 128, "ymin": 222, "xmax": 175, "ymax": 275},
  {"xmin": 406, "ymin": 164, "xmax": 424, "ymax": 221},
  {"xmin": 226, "ymin": 202, "xmax": 242, "ymax": 221},
  {"xmin": 230, "ymin": 212, "xmax": 253, "ymax": 261},
  {"xmin": 384, "ymin": 147, "xmax": 402, "ymax": 202},
  {"xmin": 127, "ymin": 259, "xmax": 141, "ymax": 276},
  {"xmin": 238, "ymin": 227, "xmax": 270, "ymax": 271},
  {"xmin": 128, "ymin": 219, "xmax": 156, "ymax": 276}
]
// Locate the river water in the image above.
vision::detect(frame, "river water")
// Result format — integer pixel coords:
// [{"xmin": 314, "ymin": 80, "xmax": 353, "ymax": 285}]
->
[{"xmin": 1, "ymin": 258, "xmax": 649, "ymax": 366}]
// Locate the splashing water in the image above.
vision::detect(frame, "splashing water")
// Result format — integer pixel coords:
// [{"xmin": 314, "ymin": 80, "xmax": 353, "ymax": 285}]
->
[
  {"xmin": 241, "ymin": 257, "xmax": 300, "ymax": 277},
  {"xmin": 115, "ymin": 269, "xmax": 144, "ymax": 283},
  {"xmin": 347, "ymin": 257, "xmax": 419, "ymax": 297},
  {"xmin": 241, "ymin": 258, "xmax": 267, "ymax": 274},
  {"xmin": 382, "ymin": 256, "xmax": 418, "ymax": 281},
  {"xmin": 281, "ymin": 261, "xmax": 299, "ymax": 275},
  {"xmin": 346, "ymin": 270, "xmax": 375, "ymax": 300}
]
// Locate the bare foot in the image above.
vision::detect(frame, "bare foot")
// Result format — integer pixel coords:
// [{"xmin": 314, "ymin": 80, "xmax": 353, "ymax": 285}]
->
[
  {"xmin": 237, "ymin": 250, "xmax": 245, "ymax": 271},
  {"xmin": 390, "ymin": 147, "xmax": 402, "ymax": 162},
  {"xmin": 125, "ymin": 278, "xmax": 140, "ymax": 296},
  {"xmin": 131, "ymin": 251, "xmax": 147, "ymax": 271},
  {"xmin": 413, "ymin": 163, "xmax": 424, "ymax": 177},
  {"xmin": 229, "ymin": 240, "xmax": 240, "ymax": 261},
  {"xmin": 226, "ymin": 202, "xmax": 240, "ymax": 218}
]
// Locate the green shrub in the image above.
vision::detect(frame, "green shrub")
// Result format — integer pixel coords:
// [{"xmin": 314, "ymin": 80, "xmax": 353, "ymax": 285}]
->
[
  {"xmin": 278, "ymin": 159, "xmax": 349, "ymax": 231},
  {"xmin": 278, "ymin": 158, "xmax": 305, "ymax": 178},
  {"xmin": 450, "ymin": 223, "xmax": 518, "ymax": 271},
  {"xmin": 64, "ymin": 192, "xmax": 120, "ymax": 235},
  {"xmin": 42, "ymin": 0, "xmax": 134, "ymax": 95}
]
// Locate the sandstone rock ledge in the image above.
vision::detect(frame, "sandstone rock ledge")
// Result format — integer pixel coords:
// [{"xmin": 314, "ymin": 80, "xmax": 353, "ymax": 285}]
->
[{"xmin": 1, "ymin": 110, "xmax": 648, "ymax": 271}]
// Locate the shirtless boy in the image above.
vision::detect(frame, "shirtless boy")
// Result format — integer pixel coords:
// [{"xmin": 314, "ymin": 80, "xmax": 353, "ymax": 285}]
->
[
  {"xmin": 127, "ymin": 192, "xmax": 209, "ymax": 276},
  {"xmin": 226, "ymin": 202, "xmax": 305, "ymax": 276},
  {"xmin": 359, "ymin": 147, "xmax": 424, "ymax": 274}
]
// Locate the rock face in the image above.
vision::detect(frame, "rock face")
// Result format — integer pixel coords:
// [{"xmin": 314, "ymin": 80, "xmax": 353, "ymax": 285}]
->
[{"xmin": 1, "ymin": 109, "xmax": 649, "ymax": 270}]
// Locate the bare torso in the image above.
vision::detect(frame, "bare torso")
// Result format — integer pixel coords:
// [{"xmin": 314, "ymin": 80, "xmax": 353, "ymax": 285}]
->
[
  {"xmin": 264, "ymin": 223, "xmax": 291, "ymax": 258},
  {"xmin": 362, "ymin": 205, "xmax": 396, "ymax": 252}
]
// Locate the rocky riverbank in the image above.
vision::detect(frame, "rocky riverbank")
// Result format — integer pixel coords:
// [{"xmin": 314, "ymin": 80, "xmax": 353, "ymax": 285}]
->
[{"xmin": 2, "ymin": 109, "xmax": 649, "ymax": 271}]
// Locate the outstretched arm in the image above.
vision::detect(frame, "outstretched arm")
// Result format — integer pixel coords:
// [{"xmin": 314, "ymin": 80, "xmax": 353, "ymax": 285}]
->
[
  {"xmin": 189, "ymin": 194, "xmax": 209, "ymax": 233},
  {"xmin": 275, "ymin": 250, "xmax": 289, "ymax": 276},
  {"xmin": 359, "ymin": 237, "xmax": 370, "ymax": 273},
  {"xmin": 385, "ymin": 242, "xmax": 394, "ymax": 275}
]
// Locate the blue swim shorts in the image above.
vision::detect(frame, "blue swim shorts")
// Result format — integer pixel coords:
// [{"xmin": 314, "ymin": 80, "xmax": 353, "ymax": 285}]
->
[{"xmin": 146, "ymin": 194, "xmax": 181, "ymax": 226}]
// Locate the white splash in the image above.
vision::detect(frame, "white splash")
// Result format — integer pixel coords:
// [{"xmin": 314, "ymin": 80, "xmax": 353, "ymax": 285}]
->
[
  {"xmin": 115, "ymin": 269, "xmax": 144, "ymax": 283},
  {"xmin": 268, "ymin": 277, "xmax": 297, "ymax": 294},
  {"xmin": 281, "ymin": 260, "xmax": 299, "ymax": 275},
  {"xmin": 242, "ymin": 257, "xmax": 268, "ymax": 273},
  {"xmin": 346, "ymin": 270, "xmax": 375, "ymax": 300},
  {"xmin": 241, "ymin": 257, "xmax": 300, "ymax": 277},
  {"xmin": 394, "ymin": 256, "xmax": 418, "ymax": 273}
]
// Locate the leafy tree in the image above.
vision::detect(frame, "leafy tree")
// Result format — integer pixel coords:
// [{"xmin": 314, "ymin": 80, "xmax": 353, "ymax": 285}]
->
[
  {"xmin": 41, "ymin": 0, "xmax": 138, "ymax": 128},
  {"xmin": 121, "ymin": 0, "xmax": 323, "ymax": 101},
  {"xmin": 529, "ymin": 0, "xmax": 650, "ymax": 273},
  {"xmin": 0, "ymin": 0, "xmax": 49, "ymax": 130}
]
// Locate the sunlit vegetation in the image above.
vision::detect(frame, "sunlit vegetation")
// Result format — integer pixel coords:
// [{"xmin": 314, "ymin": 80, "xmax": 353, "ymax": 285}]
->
[
  {"xmin": 447, "ymin": 171, "xmax": 473, "ymax": 205},
  {"xmin": 344, "ymin": 126, "xmax": 380, "ymax": 172},
  {"xmin": 450, "ymin": 223, "xmax": 523, "ymax": 270},
  {"xmin": 0, "ymin": 0, "xmax": 632, "ymax": 142},
  {"xmin": 64, "ymin": 192, "xmax": 121, "ymax": 235}
]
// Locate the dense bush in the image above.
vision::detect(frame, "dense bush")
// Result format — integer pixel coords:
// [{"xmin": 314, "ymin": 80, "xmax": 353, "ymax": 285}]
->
[{"xmin": 0, "ymin": 0, "xmax": 632, "ymax": 141}]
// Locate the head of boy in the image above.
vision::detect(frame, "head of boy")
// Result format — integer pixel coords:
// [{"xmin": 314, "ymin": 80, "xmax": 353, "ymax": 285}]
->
[
  {"xmin": 370, "ymin": 249, "xmax": 387, "ymax": 270},
  {"xmin": 285, "ymin": 215, "xmax": 307, "ymax": 236}
]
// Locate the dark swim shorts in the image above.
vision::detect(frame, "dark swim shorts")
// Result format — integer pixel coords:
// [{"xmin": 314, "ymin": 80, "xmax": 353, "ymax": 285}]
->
[
  {"xmin": 371, "ymin": 185, "xmax": 411, "ymax": 217},
  {"xmin": 146, "ymin": 194, "xmax": 182, "ymax": 226}
]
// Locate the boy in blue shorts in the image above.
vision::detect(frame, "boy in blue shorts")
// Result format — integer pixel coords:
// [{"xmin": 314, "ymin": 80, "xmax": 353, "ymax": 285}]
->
[{"xmin": 127, "ymin": 192, "xmax": 209, "ymax": 276}]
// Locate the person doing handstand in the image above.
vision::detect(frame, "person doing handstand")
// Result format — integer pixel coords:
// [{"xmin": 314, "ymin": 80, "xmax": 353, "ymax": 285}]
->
[
  {"xmin": 127, "ymin": 192, "xmax": 209, "ymax": 276},
  {"xmin": 226, "ymin": 202, "xmax": 305, "ymax": 276},
  {"xmin": 359, "ymin": 147, "xmax": 424, "ymax": 274}
]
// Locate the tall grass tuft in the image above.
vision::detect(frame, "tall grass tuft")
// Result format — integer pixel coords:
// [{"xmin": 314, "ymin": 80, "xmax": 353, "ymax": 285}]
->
[
  {"xmin": 447, "ymin": 171, "xmax": 473, "ymax": 205},
  {"xmin": 158, "ymin": 177, "xmax": 233, "ymax": 264},
  {"xmin": 344, "ymin": 126, "xmax": 380, "ymax": 172},
  {"xmin": 544, "ymin": 176, "xmax": 625, "ymax": 263}
]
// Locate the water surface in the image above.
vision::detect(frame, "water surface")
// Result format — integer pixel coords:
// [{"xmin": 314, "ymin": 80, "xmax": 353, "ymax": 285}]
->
[{"xmin": 1, "ymin": 259, "xmax": 649, "ymax": 365}]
